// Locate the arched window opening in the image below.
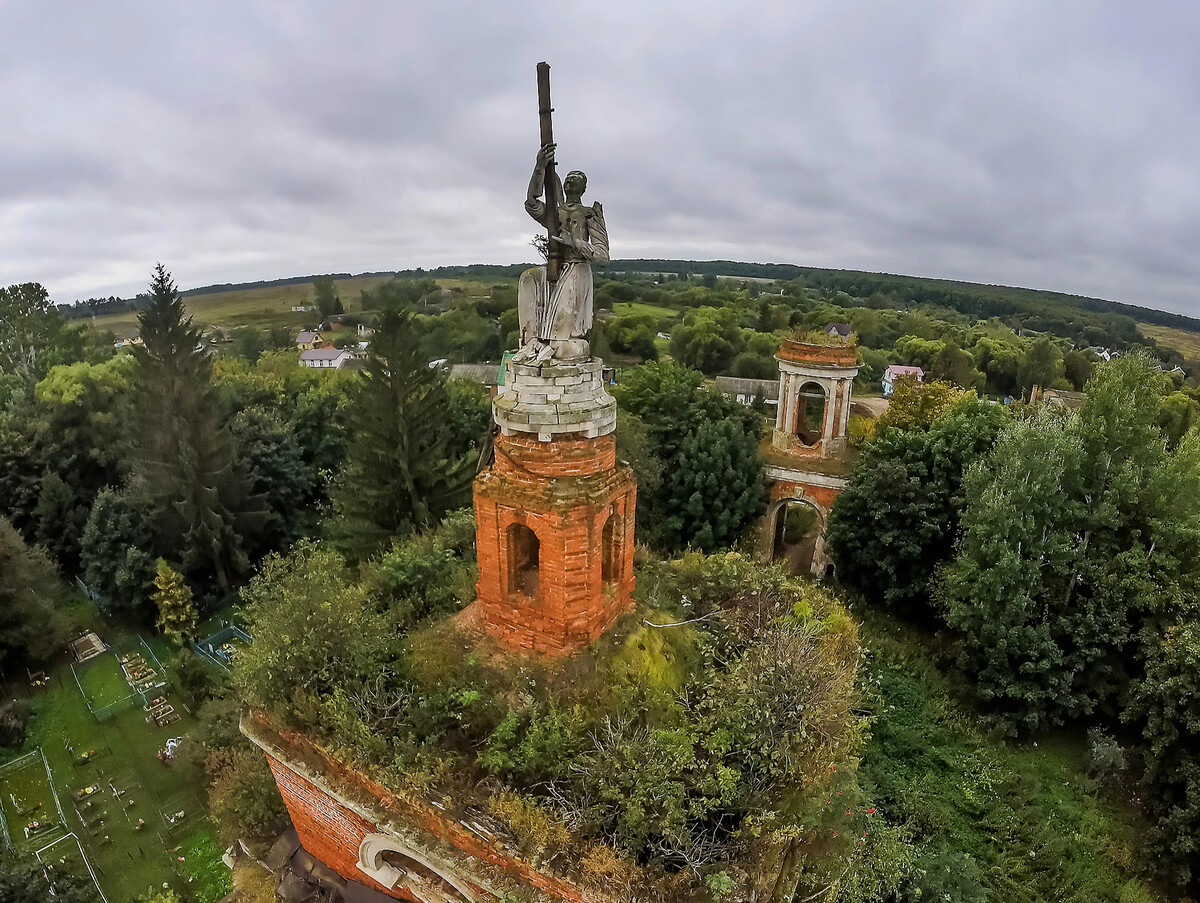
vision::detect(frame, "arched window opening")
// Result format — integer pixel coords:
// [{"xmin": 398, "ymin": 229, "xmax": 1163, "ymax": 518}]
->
[
  {"xmin": 771, "ymin": 500, "xmax": 821, "ymax": 576},
  {"xmin": 507, "ymin": 523, "xmax": 540, "ymax": 598},
  {"xmin": 796, "ymin": 382, "xmax": 826, "ymax": 446},
  {"xmin": 602, "ymin": 512, "xmax": 621, "ymax": 585},
  {"xmin": 357, "ymin": 834, "xmax": 476, "ymax": 902}
]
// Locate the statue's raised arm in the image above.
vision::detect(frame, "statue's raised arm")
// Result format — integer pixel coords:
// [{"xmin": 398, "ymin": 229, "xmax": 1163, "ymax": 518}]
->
[{"xmin": 525, "ymin": 143, "xmax": 562, "ymax": 228}]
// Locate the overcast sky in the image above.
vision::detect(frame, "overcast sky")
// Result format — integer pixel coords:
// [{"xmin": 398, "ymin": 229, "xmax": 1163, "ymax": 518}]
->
[{"xmin": 3, "ymin": 2, "xmax": 1200, "ymax": 316}]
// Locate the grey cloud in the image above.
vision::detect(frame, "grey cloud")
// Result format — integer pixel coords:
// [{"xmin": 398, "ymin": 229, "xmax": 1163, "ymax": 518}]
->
[{"xmin": 2, "ymin": 1, "xmax": 1200, "ymax": 316}]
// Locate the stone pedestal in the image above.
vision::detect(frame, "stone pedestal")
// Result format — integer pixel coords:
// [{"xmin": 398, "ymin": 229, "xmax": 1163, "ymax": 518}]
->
[
  {"xmin": 494, "ymin": 360, "xmax": 617, "ymax": 441},
  {"xmin": 474, "ymin": 358, "xmax": 634, "ymax": 655}
]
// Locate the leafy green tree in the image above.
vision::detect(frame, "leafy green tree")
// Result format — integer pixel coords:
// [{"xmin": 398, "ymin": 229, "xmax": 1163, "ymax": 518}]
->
[
  {"xmin": 875, "ymin": 379, "xmax": 965, "ymax": 432},
  {"xmin": 0, "ymin": 282, "xmax": 91, "ymax": 400},
  {"xmin": 153, "ymin": 560, "xmax": 197, "ymax": 644},
  {"xmin": 613, "ymin": 362, "xmax": 764, "ymax": 551},
  {"xmin": 419, "ymin": 307, "xmax": 501, "ymax": 362},
  {"xmin": 663, "ymin": 417, "xmax": 767, "ymax": 550},
  {"xmin": 80, "ymin": 487, "xmax": 157, "ymax": 620},
  {"xmin": 1062, "ymin": 348, "xmax": 1095, "ymax": 390},
  {"xmin": 181, "ymin": 696, "xmax": 287, "ymax": 843},
  {"xmin": 972, "ymin": 335, "xmax": 1022, "ymax": 396},
  {"xmin": 313, "ymin": 274, "xmax": 344, "ymax": 320},
  {"xmin": 930, "ymin": 340, "xmax": 984, "ymax": 391},
  {"xmin": 444, "ymin": 377, "xmax": 493, "ymax": 461},
  {"xmin": 941, "ymin": 354, "xmax": 1176, "ymax": 729},
  {"xmin": 230, "ymin": 327, "xmax": 269, "ymax": 363},
  {"xmin": 0, "ymin": 356, "xmax": 136, "ymax": 571},
  {"xmin": 1160, "ymin": 390, "xmax": 1200, "ymax": 449},
  {"xmin": 730, "ymin": 351, "xmax": 776, "ymax": 379},
  {"xmin": 0, "ymin": 516, "xmax": 69, "ymax": 669},
  {"xmin": 668, "ymin": 306, "xmax": 744, "ymax": 374},
  {"xmin": 234, "ymin": 540, "xmax": 394, "ymax": 710},
  {"xmin": 1127, "ymin": 620, "xmax": 1200, "ymax": 886},
  {"xmin": 333, "ymin": 308, "xmax": 474, "ymax": 558},
  {"xmin": 229, "ymin": 406, "xmax": 314, "ymax": 552},
  {"xmin": 624, "ymin": 324, "xmax": 659, "ymax": 361},
  {"xmin": 133, "ymin": 265, "xmax": 263, "ymax": 591},
  {"xmin": 1017, "ymin": 336, "xmax": 1065, "ymax": 393},
  {"xmin": 827, "ymin": 397, "xmax": 1010, "ymax": 617}
]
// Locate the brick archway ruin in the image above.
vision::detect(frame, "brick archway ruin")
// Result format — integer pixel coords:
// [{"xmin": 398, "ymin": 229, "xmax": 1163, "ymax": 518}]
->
[{"xmin": 761, "ymin": 494, "xmax": 831, "ymax": 578}]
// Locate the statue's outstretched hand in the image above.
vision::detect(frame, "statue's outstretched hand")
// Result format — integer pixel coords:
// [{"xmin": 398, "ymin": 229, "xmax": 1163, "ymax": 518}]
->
[{"xmin": 537, "ymin": 143, "xmax": 556, "ymax": 168}]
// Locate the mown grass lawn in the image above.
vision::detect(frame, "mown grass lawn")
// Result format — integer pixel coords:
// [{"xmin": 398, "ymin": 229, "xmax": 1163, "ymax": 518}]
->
[
  {"xmin": 75, "ymin": 654, "xmax": 133, "ymax": 711},
  {"xmin": 4, "ymin": 632, "xmax": 229, "ymax": 903}
]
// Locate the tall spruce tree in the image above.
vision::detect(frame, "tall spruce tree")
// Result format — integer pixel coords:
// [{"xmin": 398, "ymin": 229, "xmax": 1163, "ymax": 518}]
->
[
  {"xmin": 133, "ymin": 264, "xmax": 262, "ymax": 591},
  {"xmin": 333, "ymin": 308, "xmax": 473, "ymax": 558}
]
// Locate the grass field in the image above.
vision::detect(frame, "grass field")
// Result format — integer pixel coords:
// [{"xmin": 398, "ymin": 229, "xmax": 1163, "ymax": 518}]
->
[
  {"xmin": 857, "ymin": 608, "xmax": 1163, "ymax": 901},
  {"xmin": 87, "ymin": 274, "xmax": 496, "ymax": 338},
  {"xmin": 2, "ymin": 634, "xmax": 230, "ymax": 903},
  {"xmin": 0, "ymin": 754, "xmax": 63, "ymax": 851},
  {"xmin": 75, "ymin": 654, "xmax": 134, "ymax": 711},
  {"xmin": 1140, "ymin": 323, "xmax": 1200, "ymax": 362}
]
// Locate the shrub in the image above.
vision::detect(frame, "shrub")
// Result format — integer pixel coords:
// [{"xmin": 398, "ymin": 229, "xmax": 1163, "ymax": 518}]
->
[{"xmin": 0, "ymin": 699, "xmax": 32, "ymax": 748}]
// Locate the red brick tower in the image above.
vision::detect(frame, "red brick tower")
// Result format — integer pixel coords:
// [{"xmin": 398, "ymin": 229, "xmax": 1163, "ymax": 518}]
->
[{"xmin": 474, "ymin": 359, "xmax": 636, "ymax": 655}]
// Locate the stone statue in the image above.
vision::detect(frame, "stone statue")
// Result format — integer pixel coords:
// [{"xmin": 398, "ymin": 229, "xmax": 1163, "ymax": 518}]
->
[{"xmin": 512, "ymin": 142, "xmax": 609, "ymax": 364}]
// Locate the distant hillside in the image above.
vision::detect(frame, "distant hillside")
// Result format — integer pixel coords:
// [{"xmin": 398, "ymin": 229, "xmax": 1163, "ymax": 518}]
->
[
  {"xmin": 63, "ymin": 258, "xmax": 1200, "ymax": 339},
  {"xmin": 608, "ymin": 259, "xmax": 1200, "ymax": 334}
]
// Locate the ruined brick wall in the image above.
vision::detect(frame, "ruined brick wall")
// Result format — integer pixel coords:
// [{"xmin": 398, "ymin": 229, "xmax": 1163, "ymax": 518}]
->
[
  {"xmin": 474, "ymin": 432, "xmax": 636, "ymax": 655},
  {"xmin": 246, "ymin": 717, "xmax": 601, "ymax": 903},
  {"xmin": 265, "ymin": 752, "xmax": 410, "ymax": 900},
  {"xmin": 770, "ymin": 477, "xmax": 841, "ymax": 512}
]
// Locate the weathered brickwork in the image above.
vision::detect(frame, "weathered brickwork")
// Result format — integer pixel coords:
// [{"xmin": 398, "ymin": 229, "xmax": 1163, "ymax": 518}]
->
[
  {"xmin": 474, "ymin": 431, "xmax": 636, "ymax": 655},
  {"xmin": 775, "ymin": 339, "xmax": 860, "ymax": 368},
  {"xmin": 770, "ymin": 477, "xmax": 841, "ymax": 512},
  {"xmin": 265, "ymin": 752, "xmax": 407, "ymax": 899},
  {"xmin": 245, "ymin": 715, "xmax": 601, "ymax": 903}
]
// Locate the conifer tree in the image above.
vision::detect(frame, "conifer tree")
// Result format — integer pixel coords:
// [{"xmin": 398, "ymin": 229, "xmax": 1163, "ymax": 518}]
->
[
  {"xmin": 153, "ymin": 559, "xmax": 197, "ymax": 644},
  {"xmin": 133, "ymin": 264, "xmax": 263, "ymax": 591},
  {"xmin": 333, "ymin": 308, "xmax": 474, "ymax": 558}
]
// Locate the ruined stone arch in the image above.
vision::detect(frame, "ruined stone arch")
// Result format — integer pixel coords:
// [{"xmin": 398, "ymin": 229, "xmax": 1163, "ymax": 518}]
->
[
  {"xmin": 761, "ymin": 494, "xmax": 830, "ymax": 578},
  {"xmin": 357, "ymin": 833, "xmax": 478, "ymax": 902}
]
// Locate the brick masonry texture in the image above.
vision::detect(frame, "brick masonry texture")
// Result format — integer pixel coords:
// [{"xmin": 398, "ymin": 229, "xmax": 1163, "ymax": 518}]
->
[
  {"xmin": 245, "ymin": 715, "xmax": 602, "ymax": 903},
  {"xmin": 775, "ymin": 339, "xmax": 860, "ymax": 368},
  {"xmin": 771, "ymin": 478, "xmax": 841, "ymax": 511},
  {"xmin": 474, "ymin": 431, "xmax": 636, "ymax": 655}
]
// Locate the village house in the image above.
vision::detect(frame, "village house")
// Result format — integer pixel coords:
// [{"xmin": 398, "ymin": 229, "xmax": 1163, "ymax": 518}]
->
[
  {"xmin": 300, "ymin": 347, "xmax": 354, "ymax": 370},
  {"xmin": 882, "ymin": 364, "xmax": 924, "ymax": 397},
  {"xmin": 715, "ymin": 375, "xmax": 779, "ymax": 409},
  {"xmin": 825, "ymin": 322, "xmax": 853, "ymax": 339},
  {"xmin": 296, "ymin": 330, "xmax": 326, "ymax": 351}
]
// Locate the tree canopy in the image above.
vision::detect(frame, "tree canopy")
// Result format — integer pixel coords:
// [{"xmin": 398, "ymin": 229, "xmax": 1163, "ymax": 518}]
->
[{"xmin": 332, "ymin": 308, "xmax": 475, "ymax": 558}]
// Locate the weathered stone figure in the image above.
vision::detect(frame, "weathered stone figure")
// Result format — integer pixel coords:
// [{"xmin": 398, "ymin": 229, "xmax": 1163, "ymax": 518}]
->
[{"xmin": 513, "ymin": 142, "xmax": 609, "ymax": 363}]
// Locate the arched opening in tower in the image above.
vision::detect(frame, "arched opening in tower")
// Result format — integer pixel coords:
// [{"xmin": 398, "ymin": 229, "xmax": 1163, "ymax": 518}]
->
[
  {"xmin": 507, "ymin": 523, "xmax": 540, "ymax": 598},
  {"xmin": 796, "ymin": 381, "xmax": 826, "ymax": 446},
  {"xmin": 601, "ymin": 511, "xmax": 621, "ymax": 586},
  {"xmin": 771, "ymin": 499, "xmax": 822, "ymax": 575}
]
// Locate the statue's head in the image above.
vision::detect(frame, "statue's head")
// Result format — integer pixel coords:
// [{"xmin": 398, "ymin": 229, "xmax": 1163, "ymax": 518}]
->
[{"xmin": 563, "ymin": 170, "xmax": 587, "ymax": 197}]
